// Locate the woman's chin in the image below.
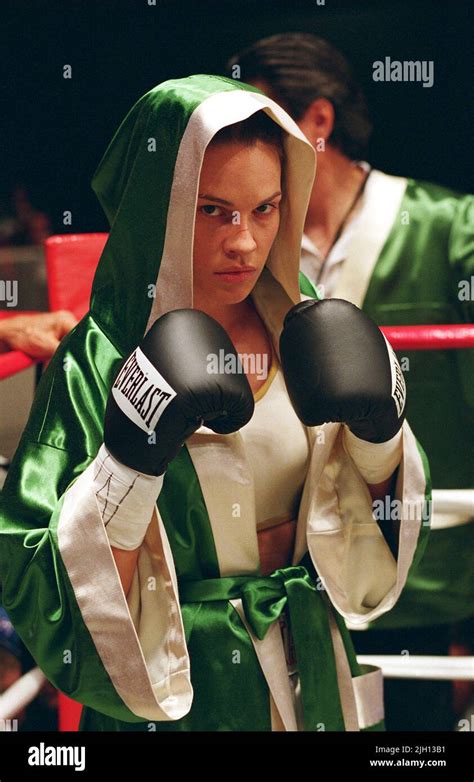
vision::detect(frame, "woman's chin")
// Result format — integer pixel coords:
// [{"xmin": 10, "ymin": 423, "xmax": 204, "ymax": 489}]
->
[
  {"xmin": 217, "ymin": 287, "xmax": 254, "ymax": 305},
  {"xmin": 195, "ymin": 280, "xmax": 256, "ymax": 307}
]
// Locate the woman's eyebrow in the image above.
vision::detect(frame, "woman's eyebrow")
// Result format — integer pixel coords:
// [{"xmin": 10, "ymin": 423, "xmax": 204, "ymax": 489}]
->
[{"xmin": 198, "ymin": 191, "xmax": 282, "ymax": 206}]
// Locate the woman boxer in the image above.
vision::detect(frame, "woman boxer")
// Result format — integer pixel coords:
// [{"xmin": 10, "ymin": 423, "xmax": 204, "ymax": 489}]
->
[{"xmin": 0, "ymin": 75, "xmax": 430, "ymax": 731}]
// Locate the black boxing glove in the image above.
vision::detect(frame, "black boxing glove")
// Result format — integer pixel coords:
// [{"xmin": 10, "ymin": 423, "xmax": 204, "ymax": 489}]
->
[
  {"xmin": 104, "ymin": 308, "xmax": 255, "ymax": 476},
  {"xmin": 279, "ymin": 299, "xmax": 406, "ymax": 444}
]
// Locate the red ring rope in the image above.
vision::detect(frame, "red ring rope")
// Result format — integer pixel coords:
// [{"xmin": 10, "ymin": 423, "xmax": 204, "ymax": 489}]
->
[
  {"xmin": 1, "ymin": 326, "xmax": 473, "ymax": 383},
  {"xmin": 381, "ymin": 324, "xmax": 474, "ymax": 351}
]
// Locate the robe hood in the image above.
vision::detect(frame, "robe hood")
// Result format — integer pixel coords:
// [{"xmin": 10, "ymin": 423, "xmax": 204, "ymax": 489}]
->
[{"xmin": 90, "ymin": 74, "xmax": 316, "ymax": 354}]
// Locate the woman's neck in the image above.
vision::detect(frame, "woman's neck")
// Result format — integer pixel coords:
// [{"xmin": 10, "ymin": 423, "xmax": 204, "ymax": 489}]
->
[
  {"xmin": 192, "ymin": 296, "xmax": 255, "ymax": 340},
  {"xmin": 304, "ymin": 150, "xmax": 368, "ymax": 257},
  {"xmin": 193, "ymin": 292, "xmax": 272, "ymax": 396}
]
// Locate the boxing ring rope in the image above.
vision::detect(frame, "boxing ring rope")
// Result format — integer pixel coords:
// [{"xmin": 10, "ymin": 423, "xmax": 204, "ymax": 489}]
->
[
  {"xmin": 0, "ymin": 668, "xmax": 46, "ymax": 727},
  {"xmin": 356, "ymin": 656, "xmax": 474, "ymax": 680},
  {"xmin": 380, "ymin": 323, "xmax": 474, "ymax": 350},
  {"xmin": 382, "ymin": 323, "xmax": 474, "ymax": 529},
  {"xmin": 3, "ymin": 323, "xmax": 470, "ymax": 729},
  {"xmin": 358, "ymin": 325, "xmax": 474, "ymax": 685}
]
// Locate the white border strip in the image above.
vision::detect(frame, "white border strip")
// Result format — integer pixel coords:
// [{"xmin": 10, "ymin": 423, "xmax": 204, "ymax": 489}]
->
[{"xmin": 333, "ymin": 170, "xmax": 408, "ymax": 307}]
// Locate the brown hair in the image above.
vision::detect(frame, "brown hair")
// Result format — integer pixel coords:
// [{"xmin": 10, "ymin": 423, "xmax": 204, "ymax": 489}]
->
[
  {"xmin": 227, "ymin": 33, "xmax": 372, "ymax": 159},
  {"xmin": 209, "ymin": 109, "xmax": 286, "ymax": 162},
  {"xmin": 209, "ymin": 110, "xmax": 286, "ymax": 191}
]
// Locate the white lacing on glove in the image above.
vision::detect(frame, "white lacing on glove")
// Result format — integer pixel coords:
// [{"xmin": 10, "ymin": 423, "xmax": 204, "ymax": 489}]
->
[
  {"xmin": 343, "ymin": 426, "xmax": 403, "ymax": 485},
  {"xmin": 92, "ymin": 444, "xmax": 164, "ymax": 550}
]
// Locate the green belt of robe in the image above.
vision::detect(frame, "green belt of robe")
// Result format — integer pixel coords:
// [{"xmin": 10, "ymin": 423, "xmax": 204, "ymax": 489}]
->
[
  {"xmin": 78, "ymin": 558, "xmax": 382, "ymax": 733},
  {"xmin": 178, "ymin": 563, "xmax": 346, "ymax": 731}
]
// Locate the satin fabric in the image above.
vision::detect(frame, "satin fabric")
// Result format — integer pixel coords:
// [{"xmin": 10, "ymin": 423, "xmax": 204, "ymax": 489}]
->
[
  {"xmin": 0, "ymin": 74, "xmax": 413, "ymax": 731},
  {"xmin": 0, "ymin": 316, "xmax": 151, "ymax": 723},
  {"xmin": 362, "ymin": 179, "xmax": 474, "ymax": 490},
  {"xmin": 178, "ymin": 563, "xmax": 346, "ymax": 731},
  {"xmin": 360, "ymin": 180, "xmax": 473, "ymax": 628},
  {"xmin": 155, "ymin": 446, "xmax": 362, "ymax": 731}
]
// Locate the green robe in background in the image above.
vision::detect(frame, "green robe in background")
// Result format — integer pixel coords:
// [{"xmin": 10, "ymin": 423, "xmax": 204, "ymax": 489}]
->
[{"xmin": 301, "ymin": 178, "xmax": 474, "ymax": 629}]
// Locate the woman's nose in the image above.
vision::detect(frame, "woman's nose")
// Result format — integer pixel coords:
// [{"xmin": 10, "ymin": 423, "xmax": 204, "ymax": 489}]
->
[{"xmin": 223, "ymin": 226, "xmax": 257, "ymax": 255}]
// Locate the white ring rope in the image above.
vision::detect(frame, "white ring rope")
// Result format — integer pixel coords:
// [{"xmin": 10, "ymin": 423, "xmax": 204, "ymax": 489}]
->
[
  {"xmin": 357, "ymin": 655, "xmax": 474, "ymax": 681},
  {"xmin": 0, "ymin": 667, "xmax": 46, "ymax": 722},
  {"xmin": 431, "ymin": 489, "xmax": 474, "ymax": 529}
]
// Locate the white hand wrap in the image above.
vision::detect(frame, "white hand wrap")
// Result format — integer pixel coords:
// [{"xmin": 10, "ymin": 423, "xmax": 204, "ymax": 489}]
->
[
  {"xmin": 343, "ymin": 426, "xmax": 403, "ymax": 485},
  {"xmin": 92, "ymin": 444, "xmax": 164, "ymax": 550}
]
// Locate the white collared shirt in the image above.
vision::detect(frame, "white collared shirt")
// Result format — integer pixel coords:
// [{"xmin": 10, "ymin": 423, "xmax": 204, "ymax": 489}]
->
[{"xmin": 300, "ymin": 162, "xmax": 372, "ymax": 299}]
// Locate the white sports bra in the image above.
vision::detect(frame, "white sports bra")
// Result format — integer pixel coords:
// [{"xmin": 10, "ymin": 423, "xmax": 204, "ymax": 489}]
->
[{"xmin": 239, "ymin": 347, "xmax": 311, "ymax": 533}]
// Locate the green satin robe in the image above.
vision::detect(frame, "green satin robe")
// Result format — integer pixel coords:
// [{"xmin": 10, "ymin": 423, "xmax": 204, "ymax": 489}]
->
[
  {"xmin": 0, "ymin": 312, "xmax": 389, "ymax": 731},
  {"xmin": 0, "ymin": 75, "xmax": 429, "ymax": 731}
]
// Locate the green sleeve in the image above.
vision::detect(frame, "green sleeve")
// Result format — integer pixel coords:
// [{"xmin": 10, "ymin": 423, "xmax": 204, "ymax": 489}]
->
[{"xmin": 0, "ymin": 317, "xmax": 147, "ymax": 721}]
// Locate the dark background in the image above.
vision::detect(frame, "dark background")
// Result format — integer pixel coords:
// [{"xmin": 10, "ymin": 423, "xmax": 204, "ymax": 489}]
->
[{"xmin": 1, "ymin": 0, "xmax": 472, "ymax": 233}]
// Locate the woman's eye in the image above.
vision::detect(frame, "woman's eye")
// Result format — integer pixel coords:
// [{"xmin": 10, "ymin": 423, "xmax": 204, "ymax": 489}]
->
[
  {"xmin": 255, "ymin": 203, "xmax": 277, "ymax": 215},
  {"xmin": 200, "ymin": 205, "xmax": 223, "ymax": 217}
]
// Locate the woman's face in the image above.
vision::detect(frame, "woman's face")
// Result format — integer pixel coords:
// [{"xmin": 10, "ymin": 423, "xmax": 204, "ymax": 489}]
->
[{"xmin": 193, "ymin": 140, "xmax": 282, "ymax": 307}]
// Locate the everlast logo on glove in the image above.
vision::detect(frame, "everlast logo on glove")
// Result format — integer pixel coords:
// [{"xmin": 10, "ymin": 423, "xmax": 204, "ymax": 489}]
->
[
  {"xmin": 112, "ymin": 347, "xmax": 177, "ymax": 434},
  {"xmin": 383, "ymin": 336, "xmax": 406, "ymax": 418}
]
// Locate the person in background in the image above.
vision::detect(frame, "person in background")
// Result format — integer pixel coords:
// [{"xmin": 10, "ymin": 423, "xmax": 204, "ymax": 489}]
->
[
  {"xmin": 0, "ymin": 311, "xmax": 78, "ymax": 488},
  {"xmin": 0, "ymin": 186, "xmax": 51, "ymax": 247},
  {"xmin": 0, "ymin": 606, "xmax": 24, "ymax": 699},
  {"xmin": 227, "ymin": 32, "xmax": 474, "ymax": 731}
]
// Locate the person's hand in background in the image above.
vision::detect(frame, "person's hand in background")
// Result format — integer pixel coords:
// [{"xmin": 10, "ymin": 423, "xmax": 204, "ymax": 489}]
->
[
  {"xmin": 0, "ymin": 311, "xmax": 78, "ymax": 359},
  {"xmin": 0, "ymin": 606, "xmax": 58, "ymax": 730},
  {"xmin": 0, "ymin": 607, "xmax": 26, "ymax": 723}
]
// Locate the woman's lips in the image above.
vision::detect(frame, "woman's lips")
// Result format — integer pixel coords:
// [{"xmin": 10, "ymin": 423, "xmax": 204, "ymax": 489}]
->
[{"xmin": 214, "ymin": 268, "xmax": 257, "ymax": 283}]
